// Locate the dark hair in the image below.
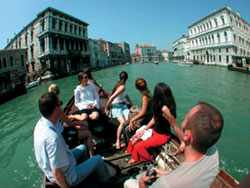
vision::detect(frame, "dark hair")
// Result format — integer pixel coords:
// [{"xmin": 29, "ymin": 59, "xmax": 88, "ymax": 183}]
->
[
  {"xmin": 78, "ymin": 72, "xmax": 88, "ymax": 82},
  {"xmin": 39, "ymin": 92, "xmax": 58, "ymax": 118},
  {"xmin": 112, "ymin": 71, "xmax": 128, "ymax": 94},
  {"xmin": 83, "ymin": 69, "xmax": 93, "ymax": 79},
  {"xmin": 187, "ymin": 102, "xmax": 224, "ymax": 153},
  {"xmin": 152, "ymin": 83, "xmax": 176, "ymax": 124},
  {"xmin": 135, "ymin": 78, "xmax": 148, "ymax": 91}
]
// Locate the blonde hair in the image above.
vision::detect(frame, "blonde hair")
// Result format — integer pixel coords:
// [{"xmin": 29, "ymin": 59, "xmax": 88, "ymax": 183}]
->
[{"xmin": 48, "ymin": 84, "xmax": 60, "ymax": 96}]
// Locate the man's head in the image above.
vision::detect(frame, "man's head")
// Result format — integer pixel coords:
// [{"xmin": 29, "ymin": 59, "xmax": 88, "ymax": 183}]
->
[
  {"xmin": 39, "ymin": 92, "xmax": 59, "ymax": 119},
  {"xmin": 182, "ymin": 102, "xmax": 224, "ymax": 153}
]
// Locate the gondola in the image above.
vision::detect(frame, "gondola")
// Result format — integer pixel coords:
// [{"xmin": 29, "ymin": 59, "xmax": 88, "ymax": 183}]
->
[{"xmin": 43, "ymin": 88, "xmax": 240, "ymax": 188}]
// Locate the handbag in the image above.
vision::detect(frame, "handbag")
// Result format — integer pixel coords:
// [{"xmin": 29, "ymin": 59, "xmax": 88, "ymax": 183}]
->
[{"xmin": 128, "ymin": 106, "xmax": 144, "ymax": 128}]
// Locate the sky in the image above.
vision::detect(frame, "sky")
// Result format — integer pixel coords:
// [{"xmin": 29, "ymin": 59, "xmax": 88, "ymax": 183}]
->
[{"xmin": 0, "ymin": 0, "xmax": 249, "ymax": 53}]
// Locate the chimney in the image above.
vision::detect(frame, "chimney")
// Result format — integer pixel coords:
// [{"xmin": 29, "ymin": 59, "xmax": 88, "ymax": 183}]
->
[{"xmin": 236, "ymin": 11, "xmax": 240, "ymax": 17}]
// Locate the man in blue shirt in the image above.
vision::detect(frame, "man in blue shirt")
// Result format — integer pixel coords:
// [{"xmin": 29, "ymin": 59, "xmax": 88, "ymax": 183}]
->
[{"xmin": 34, "ymin": 92, "xmax": 109, "ymax": 188}]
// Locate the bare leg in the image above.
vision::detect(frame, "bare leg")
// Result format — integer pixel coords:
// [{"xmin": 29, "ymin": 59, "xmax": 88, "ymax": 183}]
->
[
  {"xmin": 77, "ymin": 128, "xmax": 94, "ymax": 158},
  {"xmin": 116, "ymin": 116, "xmax": 126, "ymax": 149},
  {"xmin": 68, "ymin": 113, "xmax": 88, "ymax": 121},
  {"xmin": 89, "ymin": 111, "xmax": 99, "ymax": 120}
]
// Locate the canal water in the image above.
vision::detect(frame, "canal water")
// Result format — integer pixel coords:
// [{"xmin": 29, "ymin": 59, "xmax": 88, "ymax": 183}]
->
[{"xmin": 0, "ymin": 62, "xmax": 249, "ymax": 187}]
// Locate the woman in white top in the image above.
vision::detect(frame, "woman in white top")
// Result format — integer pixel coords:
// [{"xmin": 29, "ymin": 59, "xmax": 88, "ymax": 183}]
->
[
  {"xmin": 69, "ymin": 72, "xmax": 100, "ymax": 122},
  {"xmin": 105, "ymin": 71, "xmax": 133, "ymax": 149}
]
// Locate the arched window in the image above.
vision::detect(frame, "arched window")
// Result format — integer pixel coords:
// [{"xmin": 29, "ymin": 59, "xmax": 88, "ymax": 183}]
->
[
  {"xmin": 214, "ymin": 18, "xmax": 218, "ymax": 27},
  {"xmin": 224, "ymin": 32, "xmax": 228, "ymax": 42},
  {"xmin": 217, "ymin": 33, "xmax": 220, "ymax": 43},
  {"xmin": 221, "ymin": 16, "xmax": 225, "ymax": 25},
  {"xmin": 10, "ymin": 56, "xmax": 14, "ymax": 67}
]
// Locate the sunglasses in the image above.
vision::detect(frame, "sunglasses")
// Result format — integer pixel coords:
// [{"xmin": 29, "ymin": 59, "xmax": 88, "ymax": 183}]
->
[{"xmin": 83, "ymin": 76, "xmax": 88, "ymax": 79}]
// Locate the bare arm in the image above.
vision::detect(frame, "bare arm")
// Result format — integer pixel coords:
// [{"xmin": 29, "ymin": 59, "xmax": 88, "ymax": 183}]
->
[
  {"xmin": 93, "ymin": 79, "xmax": 102, "ymax": 88},
  {"xmin": 162, "ymin": 105, "xmax": 185, "ymax": 153},
  {"xmin": 128, "ymin": 96, "xmax": 149, "ymax": 131},
  {"xmin": 52, "ymin": 168, "xmax": 69, "ymax": 188},
  {"xmin": 105, "ymin": 85, "xmax": 125, "ymax": 110}
]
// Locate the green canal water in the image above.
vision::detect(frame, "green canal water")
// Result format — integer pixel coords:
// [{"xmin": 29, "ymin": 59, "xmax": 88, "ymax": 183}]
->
[{"xmin": 0, "ymin": 62, "xmax": 249, "ymax": 187}]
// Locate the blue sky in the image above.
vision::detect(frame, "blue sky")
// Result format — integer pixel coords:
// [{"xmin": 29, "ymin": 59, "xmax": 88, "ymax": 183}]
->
[{"xmin": 0, "ymin": 0, "xmax": 249, "ymax": 52}]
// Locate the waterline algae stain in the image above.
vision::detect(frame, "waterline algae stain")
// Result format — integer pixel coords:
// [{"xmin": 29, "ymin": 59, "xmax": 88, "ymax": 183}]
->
[{"xmin": 0, "ymin": 63, "xmax": 249, "ymax": 187}]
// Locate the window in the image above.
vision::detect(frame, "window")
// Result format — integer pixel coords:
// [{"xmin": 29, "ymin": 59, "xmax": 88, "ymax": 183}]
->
[
  {"xmin": 226, "ymin": 48, "xmax": 229, "ymax": 53},
  {"xmin": 40, "ymin": 38, "xmax": 45, "ymax": 52},
  {"xmin": 20, "ymin": 55, "xmax": 24, "ymax": 67},
  {"xmin": 65, "ymin": 23, "xmax": 68, "ymax": 32},
  {"xmin": 19, "ymin": 39, "xmax": 21, "ymax": 48},
  {"xmin": 217, "ymin": 33, "xmax": 220, "ymax": 43},
  {"xmin": 219, "ymin": 55, "xmax": 221, "ymax": 62},
  {"xmin": 52, "ymin": 18, "xmax": 56, "ymax": 30},
  {"xmin": 30, "ymin": 30, "xmax": 33, "ymax": 42},
  {"xmin": 224, "ymin": 32, "xmax": 228, "ymax": 42},
  {"xmin": 219, "ymin": 49, "xmax": 221, "ymax": 53},
  {"xmin": 10, "ymin": 56, "xmax": 14, "ymax": 67},
  {"xmin": 3, "ymin": 57, "xmax": 6, "ymax": 68},
  {"xmin": 25, "ymin": 34, "xmax": 28, "ymax": 46},
  {"xmin": 58, "ymin": 20, "xmax": 62, "ymax": 31},
  {"xmin": 221, "ymin": 16, "xmax": 225, "ymax": 25},
  {"xmin": 214, "ymin": 18, "xmax": 218, "ymax": 27}
]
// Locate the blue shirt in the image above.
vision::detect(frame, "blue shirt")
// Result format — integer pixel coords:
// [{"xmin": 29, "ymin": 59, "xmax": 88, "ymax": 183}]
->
[{"xmin": 34, "ymin": 117, "xmax": 77, "ymax": 185}]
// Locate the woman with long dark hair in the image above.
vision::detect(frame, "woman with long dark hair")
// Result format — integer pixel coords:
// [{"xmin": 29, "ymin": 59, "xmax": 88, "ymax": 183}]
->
[
  {"xmin": 127, "ymin": 82, "xmax": 184, "ymax": 164},
  {"xmin": 123, "ymin": 78, "xmax": 153, "ymax": 144},
  {"xmin": 105, "ymin": 71, "xmax": 133, "ymax": 149}
]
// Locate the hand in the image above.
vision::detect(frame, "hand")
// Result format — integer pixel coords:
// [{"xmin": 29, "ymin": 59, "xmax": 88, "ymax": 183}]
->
[
  {"xmin": 68, "ymin": 115, "xmax": 74, "ymax": 120},
  {"xmin": 178, "ymin": 141, "xmax": 185, "ymax": 154},
  {"xmin": 128, "ymin": 121, "xmax": 135, "ymax": 131},
  {"xmin": 152, "ymin": 168, "xmax": 171, "ymax": 177},
  {"xmin": 87, "ymin": 105, "xmax": 95, "ymax": 110},
  {"xmin": 136, "ymin": 129, "xmax": 145, "ymax": 138},
  {"xmin": 139, "ymin": 172, "xmax": 155, "ymax": 186},
  {"xmin": 162, "ymin": 105, "xmax": 177, "ymax": 125}
]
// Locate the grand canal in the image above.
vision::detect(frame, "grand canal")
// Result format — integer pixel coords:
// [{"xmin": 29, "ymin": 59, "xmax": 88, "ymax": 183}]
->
[{"xmin": 0, "ymin": 62, "xmax": 249, "ymax": 187}]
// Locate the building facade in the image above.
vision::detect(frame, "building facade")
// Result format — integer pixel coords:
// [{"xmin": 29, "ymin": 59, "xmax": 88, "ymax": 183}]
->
[
  {"xmin": 188, "ymin": 6, "xmax": 250, "ymax": 67},
  {"xmin": 172, "ymin": 35, "xmax": 190, "ymax": 62},
  {"xmin": 162, "ymin": 50, "xmax": 174, "ymax": 62},
  {"xmin": 119, "ymin": 42, "xmax": 131, "ymax": 63},
  {"xmin": 5, "ymin": 7, "xmax": 90, "ymax": 76},
  {"xmin": 0, "ymin": 49, "xmax": 27, "ymax": 104},
  {"xmin": 97, "ymin": 39, "xmax": 126, "ymax": 66},
  {"xmin": 89, "ymin": 39, "xmax": 109, "ymax": 68},
  {"xmin": 135, "ymin": 44, "xmax": 157, "ymax": 62}
]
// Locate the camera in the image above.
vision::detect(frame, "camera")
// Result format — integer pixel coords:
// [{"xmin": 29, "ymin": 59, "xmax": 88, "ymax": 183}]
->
[{"xmin": 146, "ymin": 163, "xmax": 157, "ymax": 177}]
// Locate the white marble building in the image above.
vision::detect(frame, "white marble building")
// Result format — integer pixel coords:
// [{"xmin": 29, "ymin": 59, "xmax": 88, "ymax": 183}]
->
[
  {"xmin": 173, "ymin": 35, "xmax": 190, "ymax": 62},
  {"xmin": 188, "ymin": 6, "xmax": 250, "ymax": 67}
]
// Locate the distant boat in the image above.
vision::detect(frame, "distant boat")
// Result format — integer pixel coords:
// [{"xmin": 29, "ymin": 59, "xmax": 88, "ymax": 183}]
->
[
  {"xmin": 41, "ymin": 71, "xmax": 55, "ymax": 81},
  {"xmin": 25, "ymin": 78, "xmax": 41, "ymax": 90},
  {"xmin": 154, "ymin": 60, "xmax": 159, "ymax": 65}
]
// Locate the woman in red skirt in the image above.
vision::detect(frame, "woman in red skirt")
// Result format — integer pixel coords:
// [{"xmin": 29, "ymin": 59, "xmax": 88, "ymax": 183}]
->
[{"xmin": 127, "ymin": 83, "xmax": 185, "ymax": 164}]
